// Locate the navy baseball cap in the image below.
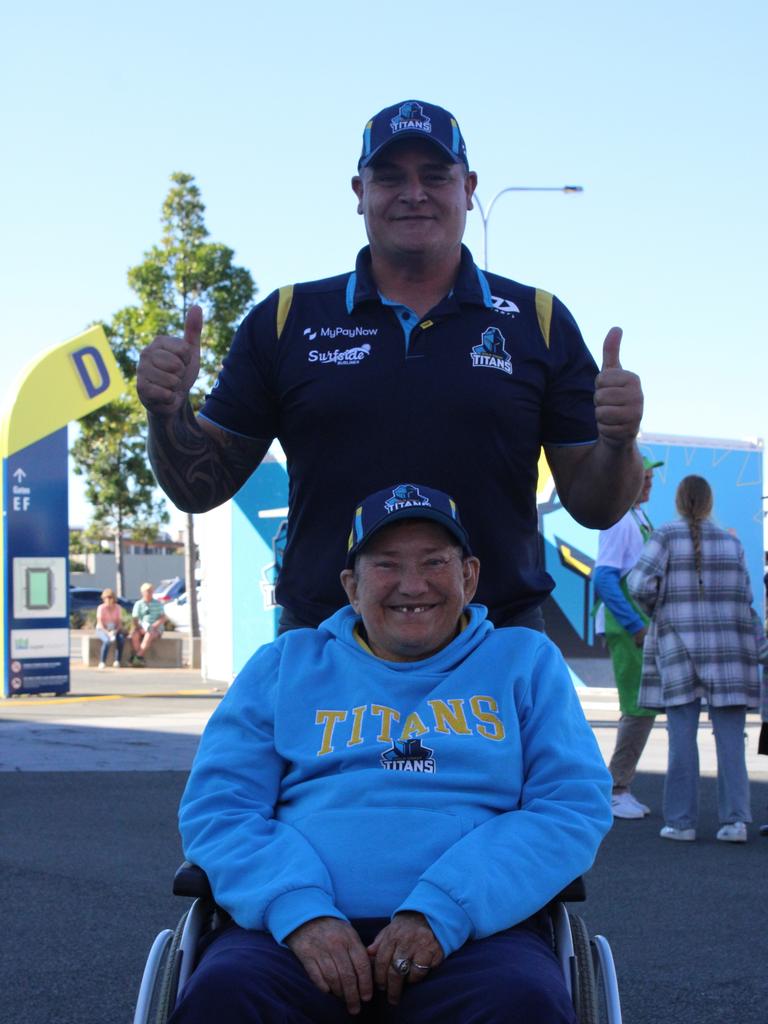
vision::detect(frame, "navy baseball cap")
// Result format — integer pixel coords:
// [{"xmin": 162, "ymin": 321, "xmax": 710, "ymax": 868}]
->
[
  {"xmin": 346, "ymin": 483, "xmax": 471, "ymax": 567},
  {"xmin": 358, "ymin": 100, "xmax": 468, "ymax": 170}
]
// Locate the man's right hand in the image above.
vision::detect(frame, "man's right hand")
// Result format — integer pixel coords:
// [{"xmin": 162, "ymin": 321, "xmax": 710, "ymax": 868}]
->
[
  {"xmin": 285, "ymin": 916, "xmax": 373, "ymax": 1016},
  {"xmin": 137, "ymin": 305, "xmax": 203, "ymax": 417},
  {"xmin": 633, "ymin": 627, "xmax": 647, "ymax": 647}
]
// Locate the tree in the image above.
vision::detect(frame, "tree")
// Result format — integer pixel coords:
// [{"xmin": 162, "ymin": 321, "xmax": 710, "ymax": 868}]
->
[
  {"xmin": 72, "ymin": 395, "xmax": 169, "ymax": 596},
  {"xmin": 73, "ymin": 172, "xmax": 256, "ymax": 627}
]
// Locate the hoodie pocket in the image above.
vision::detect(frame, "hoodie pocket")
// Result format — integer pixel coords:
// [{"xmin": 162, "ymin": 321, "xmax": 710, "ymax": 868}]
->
[{"xmin": 292, "ymin": 807, "xmax": 463, "ymax": 917}]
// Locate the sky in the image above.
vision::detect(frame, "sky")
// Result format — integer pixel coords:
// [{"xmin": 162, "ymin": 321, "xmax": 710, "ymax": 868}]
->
[{"xmin": 1, "ymin": 0, "xmax": 766, "ymax": 540}]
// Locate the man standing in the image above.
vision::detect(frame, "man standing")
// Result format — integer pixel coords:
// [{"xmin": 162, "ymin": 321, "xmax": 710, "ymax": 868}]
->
[
  {"xmin": 137, "ymin": 100, "xmax": 644, "ymax": 632},
  {"xmin": 593, "ymin": 458, "xmax": 662, "ymax": 818}
]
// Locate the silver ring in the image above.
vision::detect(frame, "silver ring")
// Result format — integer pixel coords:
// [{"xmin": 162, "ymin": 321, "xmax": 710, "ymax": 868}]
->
[
  {"xmin": 413, "ymin": 962, "xmax": 430, "ymax": 971},
  {"xmin": 393, "ymin": 956, "xmax": 411, "ymax": 975}
]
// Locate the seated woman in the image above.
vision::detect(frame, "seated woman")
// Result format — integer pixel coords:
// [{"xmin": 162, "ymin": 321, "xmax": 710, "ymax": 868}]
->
[
  {"xmin": 168, "ymin": 484, "xmax": 612, "ymax": 1024},
  {"xmin": 95, "ymin": 589, "xmax": 125, "ymax": 669}
]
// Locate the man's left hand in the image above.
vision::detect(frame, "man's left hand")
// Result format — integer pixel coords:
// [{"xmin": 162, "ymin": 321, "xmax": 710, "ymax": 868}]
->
[
  {"xmin": 367, "ymin": 911, "xmax": 444, "ymax": 1006},
  {"xmin": 594, "ymin": 328, "xmax": 643, "ymax": 446}
]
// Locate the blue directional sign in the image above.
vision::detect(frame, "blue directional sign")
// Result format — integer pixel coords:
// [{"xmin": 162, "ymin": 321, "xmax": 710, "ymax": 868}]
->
[
  {"xmin": 1, "ymin": 326, "xmax": 125, "ymax": 697},
  {"xmin": 4, "ymin": 430, "xmax": 70, "ymax": 694}
]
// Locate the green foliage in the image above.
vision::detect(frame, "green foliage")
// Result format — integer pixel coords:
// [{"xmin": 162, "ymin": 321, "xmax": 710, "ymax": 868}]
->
[
  {"xmin": 70, "ymin": 609, "xmax": 87, "ymax": 630},
  {"xmin": 106, "ymin": 171, "xmax": 257, "ymax": 404},
  {"xmin": 72, "ymin": 172, "xmax": 257, "ymax": 545},
  {"xmin": 69, "ymin": 528, "xmax": 102, "ymax": 555},
  {"xmin": 72, "ymin": 394, "xmax": 168, "ymax": 539},
  {"xmin": 70, "ymin": 609, "xmax": 131, "ymax": 631}
]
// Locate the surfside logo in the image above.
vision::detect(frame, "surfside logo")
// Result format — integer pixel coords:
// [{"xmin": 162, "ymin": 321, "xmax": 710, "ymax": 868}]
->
[{"xmin": 308, "ymin": 343, "xmax": 372, "ymax": 365}]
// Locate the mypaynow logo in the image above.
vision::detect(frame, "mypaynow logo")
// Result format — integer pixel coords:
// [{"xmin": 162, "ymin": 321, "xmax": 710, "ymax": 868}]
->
[
  {"xmin": 70, "ymin": 346, "xmax": 111, "ymax": 399},
  {"xmin": 304, "ymin": 326, "xmax": 378, "ymax": 341}
]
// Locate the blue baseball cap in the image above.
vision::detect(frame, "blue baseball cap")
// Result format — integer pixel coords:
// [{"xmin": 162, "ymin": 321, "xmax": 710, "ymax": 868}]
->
[
  {"xmin": 358, "ymin": 100, "xmax": 468, "ymax": 170},
  {"xmin": 346, "ymin": 483, "xmax": 471, "ymax": 567}
]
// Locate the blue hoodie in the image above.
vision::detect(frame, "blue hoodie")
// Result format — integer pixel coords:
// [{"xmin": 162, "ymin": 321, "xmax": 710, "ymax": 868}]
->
[{"xmin": 178, "ymin": 605, "xmax": 611, "ymax": 957}]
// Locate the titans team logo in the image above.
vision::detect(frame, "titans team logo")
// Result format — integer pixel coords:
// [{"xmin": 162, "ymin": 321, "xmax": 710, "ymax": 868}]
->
[
  {"xmin": 471, "ymin": 326, "xmax": 513, "ymax": 375},
  {"xmin": 384, "ymin": 484, "xmax": 431, "ymax": 513},
  {"xmin": 390, "ymin": 101, "xmax": 432, "ymax": 135},
  {"xmin": 380, "ymin": 738, "xmax": 436, "ymax": 773}
]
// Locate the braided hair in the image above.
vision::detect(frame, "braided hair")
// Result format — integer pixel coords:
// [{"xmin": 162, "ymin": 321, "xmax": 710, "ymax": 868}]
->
[{"xmin": 675, "ymin": 475, "xmax": 713, "ymax": 588}]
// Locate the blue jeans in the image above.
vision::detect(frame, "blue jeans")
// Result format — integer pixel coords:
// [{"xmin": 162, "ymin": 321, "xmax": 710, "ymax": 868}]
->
[
  {"xmin": 664, "ymin": 699, "xmax": 751, "ymax": 829},
  {"xmin": 96, "ymin": 629, "xmax": 124, "ymax": 664}
]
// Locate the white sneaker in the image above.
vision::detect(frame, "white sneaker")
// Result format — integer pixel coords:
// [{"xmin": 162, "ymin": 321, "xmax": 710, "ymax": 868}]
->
[
  {"xmin": 660, "ymin": 825, "xmax": 696, "ymax": 841},
  {"xmin": 716, "ymin": 822, "xmax": 747, "ymax": 843},
  {"xmin": 97, "ymin": 662, "xmax": 106, "ymax": 670},
  {"xmin": 113, "ymin": 659, "xmax": 121, "ymax": 668},
  {"xmin": 611, "ymin": 793, "xmax": 645, "ymax": 819},
  {"xmin": 625, "ymin": 793, "xmax": 651, "ymax": 816}
]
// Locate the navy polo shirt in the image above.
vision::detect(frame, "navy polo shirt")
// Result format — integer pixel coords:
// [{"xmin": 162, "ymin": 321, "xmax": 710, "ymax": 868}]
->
[{"xmin": 201, "ymin": 245, "xmax": 598, "ymax": 626}]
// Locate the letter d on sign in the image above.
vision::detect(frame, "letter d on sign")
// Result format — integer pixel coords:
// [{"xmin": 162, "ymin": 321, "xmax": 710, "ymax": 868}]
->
[{"xmin": 71, "ymin": 346, "xmax": 110, "ymax": 399}]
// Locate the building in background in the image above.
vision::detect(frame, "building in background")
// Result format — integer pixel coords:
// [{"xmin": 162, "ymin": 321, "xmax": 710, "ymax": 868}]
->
[
  {"xmin": 194, "ymin": 434, "xmax": 765, "ymax": 686},
  {"xmin": 69, "ymin": 530, "xmax": 185, "ymax": 600}
]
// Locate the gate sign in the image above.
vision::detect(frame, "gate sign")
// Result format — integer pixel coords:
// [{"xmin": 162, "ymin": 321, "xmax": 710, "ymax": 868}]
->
[{"xmin": 1, "ymin": 325, "xmax": 125, "ymax": 697}]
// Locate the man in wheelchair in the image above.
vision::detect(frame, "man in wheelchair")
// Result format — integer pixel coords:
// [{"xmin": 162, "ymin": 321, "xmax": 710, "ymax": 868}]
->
[{"xmin": 170, "ymin": 484, "xmax": 612, "ymax": 1023}]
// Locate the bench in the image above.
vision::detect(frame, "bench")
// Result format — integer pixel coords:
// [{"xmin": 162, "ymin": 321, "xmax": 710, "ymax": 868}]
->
[{"xmin": 81, "ymin": 633, "xmax": 184, "ymax": 668}]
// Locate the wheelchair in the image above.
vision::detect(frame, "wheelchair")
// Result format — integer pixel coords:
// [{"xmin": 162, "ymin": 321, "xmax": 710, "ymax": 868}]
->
[{"xmin": 134, "ymin": 863, "xmax": 622, "ymax": 1024}]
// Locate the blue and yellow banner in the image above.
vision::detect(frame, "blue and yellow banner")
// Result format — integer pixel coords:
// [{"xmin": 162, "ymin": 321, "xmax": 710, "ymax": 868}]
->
[
  {"xmin": 1, "ymin": 325, "xmax": 125, "ymax": 458},
  {"xmin": 2, "ymin": 326, "xmax": 126, "ymax": 696}
]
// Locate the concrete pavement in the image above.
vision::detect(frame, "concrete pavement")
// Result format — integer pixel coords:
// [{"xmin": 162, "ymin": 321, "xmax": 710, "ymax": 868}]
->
[
  {"xmin": 0, "ymin": 666, "xmax": 223, "ymax": 771},
  {"xmin": 2, "ymin": 666, "xmax": 767, "ymax": 1024},
  {"xmin": 2, "ymin": 664, "xmax": 766, "ymax": 780}
]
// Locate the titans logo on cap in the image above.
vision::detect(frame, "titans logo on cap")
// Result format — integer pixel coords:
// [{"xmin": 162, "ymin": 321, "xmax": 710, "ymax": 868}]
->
[
  {"xmin": 384, "ymin": 484, "xmax": 431, "ymax": 512},
  {"xmin": 390, "ymin": 101, "xmax": 432, "ymax": 135}
]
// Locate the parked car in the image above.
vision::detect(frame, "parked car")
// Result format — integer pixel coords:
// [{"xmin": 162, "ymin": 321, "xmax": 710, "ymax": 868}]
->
[
  {"xmin": 69, "ymin": 587, "xmax": 133, "ymax": 613},
  {"xmin": 154, "ymin": 577, "xmax": 186, "ymax": 603},
  {"xmin": 163, "ymin": 587, "xmax": 202, "ymax": 633}
]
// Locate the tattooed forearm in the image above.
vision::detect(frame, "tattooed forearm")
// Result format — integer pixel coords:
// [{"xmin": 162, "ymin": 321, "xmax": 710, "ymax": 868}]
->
[{"xmin": 147, "ymin": 404, "xmax": 270, "ymax": 513}]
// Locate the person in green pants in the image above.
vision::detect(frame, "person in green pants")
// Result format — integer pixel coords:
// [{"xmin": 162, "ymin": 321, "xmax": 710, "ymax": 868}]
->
[{"xmin": 593, "ymin": 458, "xmax": 661, "ymax": 819}]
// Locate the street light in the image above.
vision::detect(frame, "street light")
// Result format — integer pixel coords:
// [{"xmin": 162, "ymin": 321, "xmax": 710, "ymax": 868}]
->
[{"xmin": 473, "ymin": 186, "xmax": 584, "ymax": 270}]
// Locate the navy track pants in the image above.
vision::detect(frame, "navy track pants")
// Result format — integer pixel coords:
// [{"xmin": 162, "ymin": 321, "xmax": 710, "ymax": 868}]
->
[{"xmin": 168, "ymin": 918, "xmax": 577, "ymax": 1024}]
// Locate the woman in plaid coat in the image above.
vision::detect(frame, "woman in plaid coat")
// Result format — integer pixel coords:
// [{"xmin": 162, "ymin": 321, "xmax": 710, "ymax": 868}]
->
[{"xmin": 627, "ymin": 475, "xmax": 765, "ymax": 844}]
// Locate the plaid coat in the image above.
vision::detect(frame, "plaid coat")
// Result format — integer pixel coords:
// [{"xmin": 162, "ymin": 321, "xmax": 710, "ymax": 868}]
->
[{"xmin": 627, "ymin": 519, "xmax": 764, "ymax": 709}]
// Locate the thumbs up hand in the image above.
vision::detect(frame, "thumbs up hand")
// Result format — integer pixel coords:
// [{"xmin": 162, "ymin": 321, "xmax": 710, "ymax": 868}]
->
[
  {"xmin": 593, "ymin": 327, "xmax": 643, "ymax": 445},
  {"xmin": 137, "ymin": 305, "xmax": 203, "ymax": 416}
]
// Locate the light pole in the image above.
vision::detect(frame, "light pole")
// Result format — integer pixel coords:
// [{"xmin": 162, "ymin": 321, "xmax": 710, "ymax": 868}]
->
[{"xmin": 473, "ymin": 186, "xmax": 584, "ymax": 271}]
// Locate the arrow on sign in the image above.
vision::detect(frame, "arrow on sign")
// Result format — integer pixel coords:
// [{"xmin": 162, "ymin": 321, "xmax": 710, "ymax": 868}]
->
[{"xmin": 13, "ymin": 468, "xmax": 27, "ymax": 483}]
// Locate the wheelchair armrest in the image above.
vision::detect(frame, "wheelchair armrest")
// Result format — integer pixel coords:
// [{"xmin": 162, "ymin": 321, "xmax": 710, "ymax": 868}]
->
[
  {"xmin": 552, "ymin": 876, "xmax": 587, "ymax": 903},
  {"xmin": 173, "ymin": 861, "xmax": 213, "ymax": 899}
]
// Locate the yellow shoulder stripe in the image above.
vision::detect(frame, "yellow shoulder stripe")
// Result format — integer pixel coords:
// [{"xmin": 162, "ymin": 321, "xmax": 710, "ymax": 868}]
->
[
  {"xmin": 276, "ymin": 285, "xmax": 294, "ymax": 339},
  {"xmin": 535, "ymin": 289, "xmax": 553, "ymax": 349}
]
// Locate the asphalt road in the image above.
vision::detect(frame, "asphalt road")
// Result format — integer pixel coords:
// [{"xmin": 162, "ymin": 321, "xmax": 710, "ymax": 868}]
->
[{"xmin": 1, "ymin": 668, "xmax": 766, "ymax": 1024}]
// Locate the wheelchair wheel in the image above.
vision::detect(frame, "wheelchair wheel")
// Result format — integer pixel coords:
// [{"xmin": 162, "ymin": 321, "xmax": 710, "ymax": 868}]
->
[
  {"xmin": 568, "ymin": 913, "xmax": 599, "ymax": 1024},
  {"xmin": 149, "ymin": 909, "xmax": 188, "ymax": 1024}
]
